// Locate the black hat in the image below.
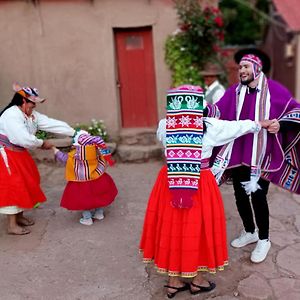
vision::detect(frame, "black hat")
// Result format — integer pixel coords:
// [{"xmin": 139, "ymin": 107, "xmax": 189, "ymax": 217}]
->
[
  {"xmin": 200, "ymin": 62, "xmax": 223, "ymax": 76},
  {"xmin": 234, "ymin": 48, "xmax": 271, "ymax": 74}
]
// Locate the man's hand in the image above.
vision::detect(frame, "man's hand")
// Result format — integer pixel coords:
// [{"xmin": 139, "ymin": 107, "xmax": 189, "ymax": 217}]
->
[{"xmin": 267, "ymin": 119, "xmax": 280, "ymax": 134}]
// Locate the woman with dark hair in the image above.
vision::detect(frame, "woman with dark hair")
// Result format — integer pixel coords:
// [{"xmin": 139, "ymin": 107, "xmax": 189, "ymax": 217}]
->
[
  {"xmin": 0, "ymin": 83, "xmax": 75, "ymax": 235},
  {"xmin": 139, "ymin": 85, "xmax": 274, "ymax": 298}
]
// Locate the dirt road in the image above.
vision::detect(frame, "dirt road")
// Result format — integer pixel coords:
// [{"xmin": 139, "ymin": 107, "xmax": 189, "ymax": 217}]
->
[{"xmin": 0, "ymin": 161, "xmax": 299, "ymax": 299}]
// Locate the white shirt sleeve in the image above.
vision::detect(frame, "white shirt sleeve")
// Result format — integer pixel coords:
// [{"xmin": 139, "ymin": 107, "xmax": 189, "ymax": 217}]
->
[
  {"xmin": 155, "ymin": 117, "xmax": 260, "ymax": 160},
  {"xmin": 34, "ymin": 111, "xmax": 75, "ymax": 137},
  {"xmin": 1, "ymin": 107, "xmax": 43, "ymax": 149},
  {"xmin": 204, "ymin": 117, "xmax": 261, "ymax": 147},
  {"xmin": 212, "ymin": 87, "xmax": 225, "ymax": 104},
  {"xmin": 156, "ymin": 118, "xmax": 166, "ymax": 147}
]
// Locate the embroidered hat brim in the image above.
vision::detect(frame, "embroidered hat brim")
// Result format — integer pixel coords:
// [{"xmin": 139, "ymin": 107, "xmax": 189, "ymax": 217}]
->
[
  {"xmin": 13, "ymin": 82, "xmax": 46, "ymax": 103},
  {"xmin": 25, "ymin": 95, "xmax": 46, "ymax": 103}
]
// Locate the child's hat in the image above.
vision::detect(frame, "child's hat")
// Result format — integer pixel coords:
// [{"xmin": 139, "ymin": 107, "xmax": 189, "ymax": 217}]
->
[{"xmin": 73, "ymin": 130, "xmax": 89, "ymax": 146}]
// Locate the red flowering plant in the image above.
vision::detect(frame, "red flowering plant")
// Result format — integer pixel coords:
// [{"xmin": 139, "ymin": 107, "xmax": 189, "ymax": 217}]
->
[{"xmin": 165, "ymin": 0, "xmax": 225, "ymax": 86}]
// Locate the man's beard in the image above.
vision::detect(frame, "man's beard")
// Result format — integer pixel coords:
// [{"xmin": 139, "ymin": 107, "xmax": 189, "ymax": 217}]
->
[{"xmin": 240, "ymin": 74, "xmax": 254, "ymax": 85}]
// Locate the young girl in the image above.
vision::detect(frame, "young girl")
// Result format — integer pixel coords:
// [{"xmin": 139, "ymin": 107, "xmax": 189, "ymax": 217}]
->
[
  {"xmin": 53, "ymin": 130, "xmax": 118, "ymax": 225},
  {"xmin": 139, "ymin": 85, "xmax": 273, "ymax": 298}
]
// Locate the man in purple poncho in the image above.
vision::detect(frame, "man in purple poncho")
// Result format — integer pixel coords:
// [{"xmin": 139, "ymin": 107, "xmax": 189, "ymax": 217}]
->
[{"xmin": 209, "ymin": 48, "xmax": 300, "ymax": 264}]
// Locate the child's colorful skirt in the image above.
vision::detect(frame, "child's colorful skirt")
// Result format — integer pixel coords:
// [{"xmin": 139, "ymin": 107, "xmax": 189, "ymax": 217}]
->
[
  {"xmin": 139, "ymin": 166, "xmax": 228, "ymax": 277},
  {"xmin": 0, "ymin": 148, "xmax": 46, "ymax": 212},
  {"xmin": 60, "ymin": 173, "xmax": 118, "ymax": 210}
]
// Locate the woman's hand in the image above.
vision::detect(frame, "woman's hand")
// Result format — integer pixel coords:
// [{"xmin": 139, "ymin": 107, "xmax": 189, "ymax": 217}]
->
[
  {"xmin": 259, "ymin": 119, "xmax": 280, "ymax": 133},
  {"xmin": 41, "ymin": 140, "xmax": 54, "ymax": 149},
  {"xmin": 259, "ymin": 120, "xmax": 273, "ymax": 129}
]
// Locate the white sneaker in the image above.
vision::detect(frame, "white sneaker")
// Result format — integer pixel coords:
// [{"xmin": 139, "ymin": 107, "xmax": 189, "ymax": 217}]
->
[
  {"xmin": 79, "ymin": 217, "xmax": 93, "ymax": 226},
  {"xmin": 93, "ymin": 210, "xmax": 104, "ymax": 221},
  {"xmin": 251, "ymin": 239, "xmax": 271, "ymax": 263},
  {"xmin": 231, "ymin": 229, "xmax": 259, "ymax": 248}
]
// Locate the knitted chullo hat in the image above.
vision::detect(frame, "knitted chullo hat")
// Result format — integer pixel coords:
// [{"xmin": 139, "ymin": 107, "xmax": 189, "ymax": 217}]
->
[
  {"xmin": 166, "ymin": 84, "xmax": 205, "ymax": 208},
  {"xmin": 73, "ymin": 131, "xmax": 115, "ymax": 166},
  {"xmin": 240, "ymin": 54, "xmax": 263, "ymax": 80}
]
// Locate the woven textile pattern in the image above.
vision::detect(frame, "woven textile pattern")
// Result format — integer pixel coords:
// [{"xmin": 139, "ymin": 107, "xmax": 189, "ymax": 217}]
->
[
  {"xmin": 166, "ymin": 85, "xmax": 204, "ymax": 193},
  {"xmin": 66, "ymin": 145, "xmax": 106, "ymax": 182}
]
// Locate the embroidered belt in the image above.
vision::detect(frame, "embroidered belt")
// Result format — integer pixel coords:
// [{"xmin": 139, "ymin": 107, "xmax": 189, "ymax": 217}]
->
[
  {"xmin": 0, "ymin": 134, "xmax": 25, "ymax": 151},
  {"xmin": 201, "ymin": 158, "xmax": 210, "ymax": 170}
]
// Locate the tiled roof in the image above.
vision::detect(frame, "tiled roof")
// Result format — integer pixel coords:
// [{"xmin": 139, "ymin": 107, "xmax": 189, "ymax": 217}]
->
[{"xmin": 273, "ymin": 0, "xmax": 300, "ymax": 32}]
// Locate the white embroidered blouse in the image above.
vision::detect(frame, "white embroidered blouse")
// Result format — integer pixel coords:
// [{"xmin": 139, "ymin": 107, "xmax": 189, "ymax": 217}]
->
[
  {"xmin": 0, "ymin": 106, "xmax": 75, "ymax": 149},
  {"xmin": 156, "ymin": 117, "xmax": 261, "ymax": 159}
]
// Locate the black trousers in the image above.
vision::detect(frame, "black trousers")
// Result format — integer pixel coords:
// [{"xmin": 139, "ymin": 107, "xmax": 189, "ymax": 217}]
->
[{"xmin": 232, "ymin": 166, "xmax": 270, "ymax": 240}]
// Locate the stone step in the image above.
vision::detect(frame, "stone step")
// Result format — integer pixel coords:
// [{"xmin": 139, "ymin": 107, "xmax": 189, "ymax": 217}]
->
[
  {"xmin": 119, "ymin": 127, "xmax": 157, "ymax": 146},
  {"xmin": 116, "ymin": 144, "xmax": 163, "ymax": 163}
]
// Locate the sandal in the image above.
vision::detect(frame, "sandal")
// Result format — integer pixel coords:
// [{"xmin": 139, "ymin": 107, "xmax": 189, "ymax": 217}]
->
[
  {"xmin": 190, "ymin": 281, "xmax": 216, "ymax": 295},
  {"xmin": 7, "ymin": 227, "xmax": 31, "ymax": 235},
  {"xmin": 164, "ymin": 283, "xmax": 189, "ymax": 298},
  {"xmin": 17, "ymin": 218, "xmax": 35, "ymax": 226}
]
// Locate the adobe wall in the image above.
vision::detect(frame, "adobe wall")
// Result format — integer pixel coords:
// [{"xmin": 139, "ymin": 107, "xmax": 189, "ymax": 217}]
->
[
  {"xmin": 0, "ymin": 0, "xmax": 178, "ymax": 138},
  {"xmin": 0, "ymin": 0, "xmax": 219, "ymax": 138}
]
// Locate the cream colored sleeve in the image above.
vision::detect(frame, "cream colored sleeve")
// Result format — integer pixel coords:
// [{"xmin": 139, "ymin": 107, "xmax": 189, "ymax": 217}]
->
[
  {"xmin": 35, "ymin": 111, "xmax": 75, "ymax": 137},
  {"xmin": 156, "ymin": 118, "xmax": 166, "ymax": 147},
  {"xmin": 205, "ymin": 117, "xmax": 261, "ymax": 147},
  {"xmin": 1, "ymin": 108, "xmax": 43, "ymax": 149}
]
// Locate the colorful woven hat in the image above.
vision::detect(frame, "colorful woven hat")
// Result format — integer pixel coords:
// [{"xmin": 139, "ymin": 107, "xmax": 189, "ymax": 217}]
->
[
  {"xmin": 13, "ymin": 83, "xmax": 46, "ymax": 103},
  {"xmin": 234, "ymin": 48, "xmax": 271, "ymax": 74},
  {"xmin": 240, "ymin": 54, "xmax": 262, "ymax": 79},
  {"xmin": 166, "ymin": 84, "xmax": 205, "ymax": 208}
]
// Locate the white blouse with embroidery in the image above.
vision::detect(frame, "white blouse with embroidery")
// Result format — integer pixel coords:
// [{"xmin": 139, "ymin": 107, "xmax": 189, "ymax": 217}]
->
[
  {"xmin": 157, "ymin": 117, "xmax": 261, "ymax": 159},
  {"xmin": 0, "ymin": 106, "xmax": 75, "ymax": 149}
]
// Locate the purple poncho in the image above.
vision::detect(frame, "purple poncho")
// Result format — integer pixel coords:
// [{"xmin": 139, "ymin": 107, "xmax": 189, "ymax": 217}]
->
[{"xmin": 209, "ymin": 79, "xmax": 300, "ymax": 194}]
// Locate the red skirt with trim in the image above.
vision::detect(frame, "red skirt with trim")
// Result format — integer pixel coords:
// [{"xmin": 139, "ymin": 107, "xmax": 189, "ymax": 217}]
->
[
  {"xmin": 60, "ymin": 173, "xmax": 118, "ymax": 210},
  {"xmin": 0, "ymin": 149, "xmax": 46, "ymax": 209},
  {"xmin": 139, "ymin": 166, "xmax": 228, "ymax": 277}
]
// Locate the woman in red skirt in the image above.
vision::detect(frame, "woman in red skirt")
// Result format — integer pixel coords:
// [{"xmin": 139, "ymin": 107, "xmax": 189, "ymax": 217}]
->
[
  {"xmin": 139, "ymin": 85, "xmax": 272, "ymax": 298},
  {"xmin": 0, "ymin": 83, "xmax": 75, "ymax": 235},
  {"xmin": 53, "ymin": 130, "xmax": 118, "ymax": 226}
]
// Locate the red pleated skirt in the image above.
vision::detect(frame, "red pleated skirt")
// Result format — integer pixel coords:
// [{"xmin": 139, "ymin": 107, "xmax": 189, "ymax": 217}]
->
[
  {"xmin": 60, "ymin": 173, "xmax": 118, "ymax": 210},
  {"xmin": 139, "ymin": 166, "xmax": 228, "ymax": 277},
  {"xmin": 0, "ymin": 148, "xmax": 46, "ymax": 209}
]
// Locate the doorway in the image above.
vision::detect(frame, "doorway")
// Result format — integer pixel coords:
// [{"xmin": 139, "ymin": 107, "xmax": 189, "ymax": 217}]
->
[{"xmin": 115, "ymin": 27, "xmax": 158, "ymax": 128}]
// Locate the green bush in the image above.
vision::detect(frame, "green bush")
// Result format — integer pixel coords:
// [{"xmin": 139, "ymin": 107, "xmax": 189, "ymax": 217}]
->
[
  {"xmin": 219, "ymin": 0, "xmax": 269, "ymax": 45},
  {"xmin": 165, "ymin": 0, "xmax": 225, "ymax": 86},
  {"xmin": 74, "ymin": 119, "xmax": 109, "ymax": 142},
  {"xmin": 36, "ymin": 130, "xmax": 49, "ymax": 140}
]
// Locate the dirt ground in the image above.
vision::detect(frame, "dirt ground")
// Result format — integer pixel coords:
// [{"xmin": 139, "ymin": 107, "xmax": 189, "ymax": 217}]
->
[{"xmin": 0, "ymin": 161, "xmax": 299, "ymax": 300}]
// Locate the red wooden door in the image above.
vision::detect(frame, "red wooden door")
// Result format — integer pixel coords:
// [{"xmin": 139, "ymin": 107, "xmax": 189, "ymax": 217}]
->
[{"xmin": 115, "ymin": 27, "xmax": 158, "ymax": 128}]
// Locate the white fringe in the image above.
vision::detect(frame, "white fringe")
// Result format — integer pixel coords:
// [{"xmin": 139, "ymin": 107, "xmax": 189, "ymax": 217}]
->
[
  {"xmin": 241, "ymin": 177, "xmax": 261, "ymax": 195},
  {"xmin": 210, "ymin": 165, "xmax": 223, "ymax": 185},
  {"xmin": 0, "ymin": 147, "xmax": 11, "ymax": 175}
]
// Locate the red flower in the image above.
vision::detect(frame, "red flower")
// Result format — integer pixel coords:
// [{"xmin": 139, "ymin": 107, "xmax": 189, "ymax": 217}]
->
[
  {"xmin": 218, "ymin": 31, "xmax": 224, "ymax": 41},
  {"xmin": 212, "ymin": 7, "xmax": 220, "ymax": 14},
  {"xmin": 203, "ymin": 6, "xmax": 211, "ymax": 13},
  {"xmin": 221, "ymin": 49, "xmax": 230, "ymax": 57},
  {"xmin": 179, "ymin": 23, "xmax": 191, "ymax": 31},
  {"xmin": 214, "ymin": 16, "xmax": 223, "ymax": 27},
  {"xmin": 213, "ymin": 44, "xmax": 221, "ymax": 52}
]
